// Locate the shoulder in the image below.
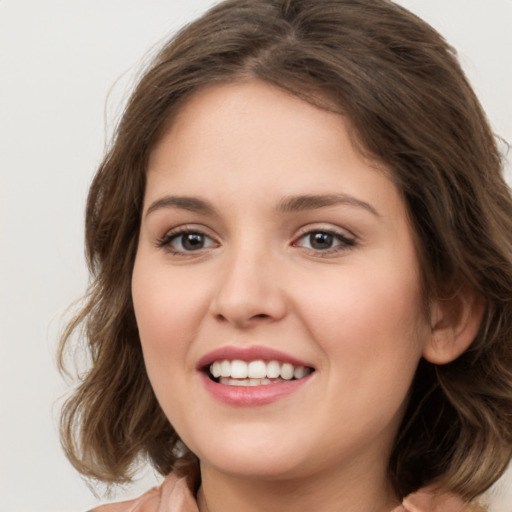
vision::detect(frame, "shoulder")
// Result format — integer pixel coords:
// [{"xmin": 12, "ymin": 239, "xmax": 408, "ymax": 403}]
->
[
  {"xmin": 89, "ymin": 486, "xmax": 161, "ymax": 512},
  {"xmin": 89, "ymin": 469, "xmax": 199, "ymax": 512},
  {"xmin": 400, "ymin": 487, "xmax": 487, "ymax": 512}
]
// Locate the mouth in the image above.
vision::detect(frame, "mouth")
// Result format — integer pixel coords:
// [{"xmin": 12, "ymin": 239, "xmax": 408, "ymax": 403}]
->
[{"xmin": 204, "ymin": 359, "xmax": 314, "ymax": 387}]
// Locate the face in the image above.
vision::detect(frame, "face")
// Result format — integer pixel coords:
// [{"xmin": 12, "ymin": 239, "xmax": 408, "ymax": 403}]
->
[{"xmin": 132, "ymin": 81, "xmax": 432, "ymax": 484}]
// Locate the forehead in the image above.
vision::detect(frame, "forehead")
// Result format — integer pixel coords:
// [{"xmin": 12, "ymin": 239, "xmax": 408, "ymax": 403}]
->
[
  {"xmin": 151, "ymin": 81, "xmax": 350, "ymax": 162},
  {"xmin": 151, "ymin": 82, "xmax": 374, "ymax": 173},
  {"xmin": 145, "ymin": 80, "xmax": 403, "ymax": 218}
]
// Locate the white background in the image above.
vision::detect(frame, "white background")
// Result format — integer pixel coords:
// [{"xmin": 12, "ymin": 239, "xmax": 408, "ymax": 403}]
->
[{"xmin": 0, "ymin": 1, "xmax": 511, "ymax": 511}]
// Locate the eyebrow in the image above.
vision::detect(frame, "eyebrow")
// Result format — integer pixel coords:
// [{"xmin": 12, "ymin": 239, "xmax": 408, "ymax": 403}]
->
[
  {"xmin": 276, "ymin": 193, "xmax": 380, "ymax": 216},
  {"xmin": 145, "ymin": 193, "xmax": 379, "ymax": 217},
  {"xmin": 145, "ymin": 196, "xmax": 216, "ymax": 217}
]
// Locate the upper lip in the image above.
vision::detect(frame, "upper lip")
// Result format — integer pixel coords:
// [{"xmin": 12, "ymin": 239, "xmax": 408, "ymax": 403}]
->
[{"xmin": 196, "ymin": 345, "xmax": 314, "ymax": 370}]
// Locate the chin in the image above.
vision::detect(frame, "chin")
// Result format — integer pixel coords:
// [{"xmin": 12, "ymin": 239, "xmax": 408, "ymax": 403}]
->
[
  {"xmin": 203, "ymin": 453, "xmax": 307, "ymax": 481},
  {"xmin": 184, "ymin": 424, "xmax": 312, "ymax": 480}
]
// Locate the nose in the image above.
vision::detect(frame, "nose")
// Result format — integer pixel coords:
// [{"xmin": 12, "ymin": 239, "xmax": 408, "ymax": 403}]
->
[{"xmin": 209, "ymin": 246, "xmax": 287, "ymax": 328}]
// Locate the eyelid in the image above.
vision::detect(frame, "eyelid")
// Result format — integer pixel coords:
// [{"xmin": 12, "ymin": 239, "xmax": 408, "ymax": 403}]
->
[
  {"xmin": 156, "ymin": 224, "xmax": 220, "ymax": 254},
  {"xmin": 293, "ymin": 222, "xmax": 355, "ymax": 240},
  {"xmin": 292, "ymin": 224, "xmax": 356, "ymax": 253}
]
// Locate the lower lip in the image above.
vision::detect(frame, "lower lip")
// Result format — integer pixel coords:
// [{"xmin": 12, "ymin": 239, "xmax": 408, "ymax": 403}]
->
[{"xmin": 200, "ymin": 372, "xmax": 312, "ymax": 406}]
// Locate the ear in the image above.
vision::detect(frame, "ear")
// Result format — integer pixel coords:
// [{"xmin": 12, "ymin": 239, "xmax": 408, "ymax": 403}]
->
[{"xmin": 423, "ymin": 287, "xmax": 485, "ymax": 365}]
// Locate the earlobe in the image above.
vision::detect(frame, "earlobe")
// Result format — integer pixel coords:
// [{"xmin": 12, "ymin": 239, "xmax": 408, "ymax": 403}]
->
[{"xmin": 422, "ymin": 288, "xmax": 485, "ymax": 365}]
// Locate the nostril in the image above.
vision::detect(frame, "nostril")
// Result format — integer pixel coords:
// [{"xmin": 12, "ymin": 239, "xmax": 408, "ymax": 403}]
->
[{"xmin": 213, "ymin": 312, "xmax": 271, "ymax": 326}]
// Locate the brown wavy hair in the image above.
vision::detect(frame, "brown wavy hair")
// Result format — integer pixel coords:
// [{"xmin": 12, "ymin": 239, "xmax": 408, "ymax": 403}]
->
[{"xmin": 58, "ymin": 0, "xmax": 512, "ymax": 501}]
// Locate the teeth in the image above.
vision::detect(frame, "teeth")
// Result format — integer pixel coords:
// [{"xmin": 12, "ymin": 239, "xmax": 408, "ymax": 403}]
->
[
  {"xmin": 294, "ymin": 366, "xmax": 307, "ymax": 379},
  {"xmin": 220, "ymin": 377, "xmax": 286, "ymax": 386},
  {"xmin": 248, "ymin": 360, "xmax": 266, "ymax": 378},
  {"xmin": 280, "ymin": 363, "xmax": 294, "ymax": 380},
  {"xmin": 211, "ymin": 361, "xmax": 221, "ymax": 378},
  {"xmin": 266, "ymin": 360, "xmax": 281, "ymax": 379},
  {"xmin": 209, "ymin": 359, "xmax": 311, "ymax": 383},
  {"xmin": 220, "ymin": 360, "xmax": 230, "ymax": 378},
  {"xmin": 231, "ymin": 360, "xmax": 248, "ymax": 379}
]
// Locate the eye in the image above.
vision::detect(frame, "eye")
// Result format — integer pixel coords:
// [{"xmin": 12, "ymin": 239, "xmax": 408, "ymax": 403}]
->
[
  {"xmin": 157, "ymin": 229, "xmax": 218, "ymax": 254},
  {"xmin": 294, "ymin": 229, "xmax": 355, "ymax": 253}
]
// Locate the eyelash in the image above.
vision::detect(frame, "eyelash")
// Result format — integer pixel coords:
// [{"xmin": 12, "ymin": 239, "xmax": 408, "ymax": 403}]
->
[
  {"xmin": 156, "ymin": 227, "xmax": 356, "ymax": 256},
  {"xmin": 292, "ymin": 228, "xmax": 356, "ymax": 255},
  {"xmin": 156, "ymin": 227, "xmax": 218, "ymax": 255}
]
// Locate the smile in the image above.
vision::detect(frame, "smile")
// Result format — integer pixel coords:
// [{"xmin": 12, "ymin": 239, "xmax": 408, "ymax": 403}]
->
[
  {"xmin": 197, "ymin": 346, "xmax": 315, "ymax": 406},
  {"xmin": 208, "ymin": 359, "xmax": 312, "ymax": 386}
]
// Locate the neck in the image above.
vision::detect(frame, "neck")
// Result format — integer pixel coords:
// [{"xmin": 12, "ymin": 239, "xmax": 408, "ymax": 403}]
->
[{"xmin": 197, "ymin": 458, "xmax": 399, "ymax": 512}]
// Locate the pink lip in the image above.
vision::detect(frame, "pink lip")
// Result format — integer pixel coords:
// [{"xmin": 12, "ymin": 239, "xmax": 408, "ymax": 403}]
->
[
  {"xmin": 199, "ymin": 372, "xmax": 313, "ymax": 406},
  {"xmin": 196, "ymin": 345, "xmax": 314, "ymax": 407},
  {"xmin": 196, "ymin": 345, "xmax": 312, "ymax": 369}
]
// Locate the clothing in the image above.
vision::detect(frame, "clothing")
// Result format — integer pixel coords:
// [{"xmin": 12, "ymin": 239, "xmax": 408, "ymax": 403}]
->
[{"xmin": 90, "ymin": 469, "xmax": 479, "ymax": 512}]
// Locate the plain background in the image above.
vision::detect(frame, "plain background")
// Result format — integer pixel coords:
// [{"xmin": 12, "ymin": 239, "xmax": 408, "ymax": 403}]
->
[{"xmin": 1, "ymin": 1, "xmax": 511, "ymax": 511}]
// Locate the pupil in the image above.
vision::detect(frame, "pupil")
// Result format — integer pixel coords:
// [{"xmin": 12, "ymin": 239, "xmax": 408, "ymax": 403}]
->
[
  {"xmin": 310, "ymin": 232, "xmax": 333, "ymax": 249},
  {"xmin": 183, "ymin": 233, "xmax": 204, "ymax": 250}
]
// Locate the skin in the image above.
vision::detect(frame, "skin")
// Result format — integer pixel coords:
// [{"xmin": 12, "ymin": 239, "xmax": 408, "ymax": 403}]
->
[{"xmin": 132, "ymin": 80, "xmax": 441, "ymax": 512}]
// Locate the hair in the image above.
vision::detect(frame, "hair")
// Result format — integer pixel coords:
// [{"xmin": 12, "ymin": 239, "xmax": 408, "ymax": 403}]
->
[{"xmin": 58, "ymin": 0, "xmax": 512, "ymax": 502}]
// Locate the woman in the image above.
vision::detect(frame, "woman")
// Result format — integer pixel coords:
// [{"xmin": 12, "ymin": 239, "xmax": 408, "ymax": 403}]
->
[{"xmin": 59, "ymin": 1, "xmax": 512, "ymax": 510}]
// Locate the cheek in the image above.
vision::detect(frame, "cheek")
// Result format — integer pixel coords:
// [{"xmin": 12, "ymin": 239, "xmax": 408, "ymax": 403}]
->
[
  {"xmin": 131, "ymin": 259, "xmax": 203, "ymax": 426},
  {"xmin": 131, "ymin": 255, "xmax": 202, "ymax": 372},
  {"xmin": 297, "ymin": 261, "xmax": 427, "ymax": 378}
]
